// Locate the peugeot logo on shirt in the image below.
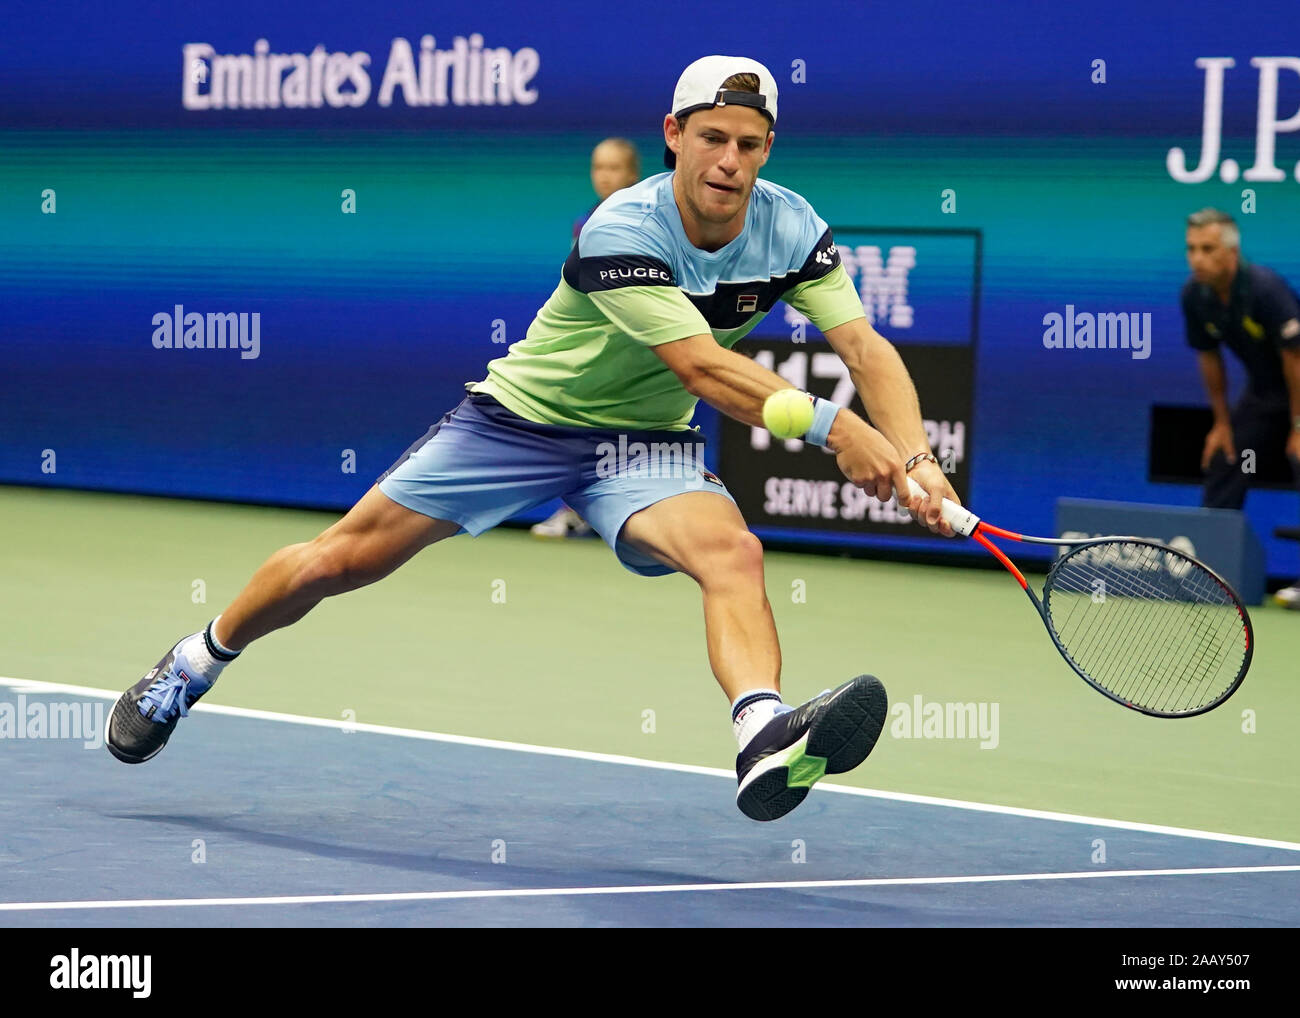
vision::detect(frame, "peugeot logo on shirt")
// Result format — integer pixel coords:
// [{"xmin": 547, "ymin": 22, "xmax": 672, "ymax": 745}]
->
[{"xmin": 598, "ymin": 266, "xmax": 671, "ymax": 283}]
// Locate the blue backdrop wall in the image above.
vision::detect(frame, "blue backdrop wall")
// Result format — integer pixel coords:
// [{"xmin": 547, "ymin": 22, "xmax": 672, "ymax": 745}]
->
[{"xmin": 3, "ymin": 0, "xmax": 1298, "ymax": 574}]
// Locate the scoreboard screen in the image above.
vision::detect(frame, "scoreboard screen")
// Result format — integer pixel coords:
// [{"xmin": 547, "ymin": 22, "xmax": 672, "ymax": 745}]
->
[{"xmin": 720, "ymin": 228, "xmax": 981, "ymax": 549}]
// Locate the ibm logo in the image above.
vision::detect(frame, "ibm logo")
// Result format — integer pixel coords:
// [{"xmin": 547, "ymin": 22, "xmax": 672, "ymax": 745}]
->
[{"xmin": 843, "ymin": 245, "xmax": 915, "ymax": 328}]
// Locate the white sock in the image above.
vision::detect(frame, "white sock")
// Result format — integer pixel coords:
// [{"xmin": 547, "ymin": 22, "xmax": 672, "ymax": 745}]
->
[
  {"xmin": 177, "ymin": 616, "xmax": 239, "ymax": 680},
  {"xmin": 731, "ymin": 690, "xmax": 791, "ymax": 749}
]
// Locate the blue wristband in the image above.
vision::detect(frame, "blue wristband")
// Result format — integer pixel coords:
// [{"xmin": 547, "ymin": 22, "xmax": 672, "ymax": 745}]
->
[{"xmin": 805, "ymin": 397, "xmax": 842, "ymax": 448}]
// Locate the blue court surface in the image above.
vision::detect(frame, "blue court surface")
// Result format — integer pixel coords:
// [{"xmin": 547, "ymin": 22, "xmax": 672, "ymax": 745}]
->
[{"xmin": 3, "ymin": 678, "xmax": 1298, "ymax": 928}]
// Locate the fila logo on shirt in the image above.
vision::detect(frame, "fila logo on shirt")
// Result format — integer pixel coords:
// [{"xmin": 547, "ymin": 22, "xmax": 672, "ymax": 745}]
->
[{"xmin": 736, "ymin": 294, "xmax": 758, "ymax": 312}]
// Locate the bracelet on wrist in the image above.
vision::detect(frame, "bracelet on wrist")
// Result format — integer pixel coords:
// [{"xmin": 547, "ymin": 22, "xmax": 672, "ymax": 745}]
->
[{"xmin": 905, "ymin": 452, "xmax": 939, "ymax": 472}]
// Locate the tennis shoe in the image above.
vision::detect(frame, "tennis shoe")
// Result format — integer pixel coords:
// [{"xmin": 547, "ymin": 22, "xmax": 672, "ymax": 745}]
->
[
  {"xmin": 1274, "ymin": 584, "xmax": 1300, "ymax": 611},
  {"xmin": 530, "ymin": 506, "xmax": 593, "ymax": 539},
  {"xmin": 106, "ymin": 636, "xmax": 215, "ymax": 764},
  {"xmin": 735, "ymin": 675, "xmax": 888, "ymax": 821}
]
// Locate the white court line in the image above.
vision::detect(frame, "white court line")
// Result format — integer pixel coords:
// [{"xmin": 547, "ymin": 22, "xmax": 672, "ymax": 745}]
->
[
  {"xmin": 4, "ymin": 674, "xmax": 1300, "ymax": 854},
  {"xmin": 2, "ymin": 865, "xmax": 1299, "ymax": 913}
]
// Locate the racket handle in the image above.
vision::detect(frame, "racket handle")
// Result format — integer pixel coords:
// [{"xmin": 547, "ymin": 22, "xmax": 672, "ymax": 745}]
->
[{"xmin": 904, "ymin": 477, "xmax": 981, "ymax": 537}]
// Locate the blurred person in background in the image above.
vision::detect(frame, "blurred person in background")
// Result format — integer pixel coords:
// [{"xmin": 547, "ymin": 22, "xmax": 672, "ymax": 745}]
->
[
  {"xmin": 574, "ymin": 137, "xmax": 641, "ymax": 240},
  {"xmin": 534, "ymin": 138, "xmax": 643, "ymax": 538},
  {"xmin": 1182, "ymin": 208, "xmax": 1300, "ymax": 608}
]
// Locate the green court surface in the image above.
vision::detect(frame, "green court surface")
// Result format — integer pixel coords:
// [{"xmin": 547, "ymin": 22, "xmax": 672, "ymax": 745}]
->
[{"xmin": 5, "ymin": 485, "xmax": 1297, "ymax": 843}]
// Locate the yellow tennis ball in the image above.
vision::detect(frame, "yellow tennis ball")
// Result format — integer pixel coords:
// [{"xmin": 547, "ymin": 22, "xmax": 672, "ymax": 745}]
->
[{"xmin": 762, "ymin": 389, "xmax": 815, "ymax": 440}]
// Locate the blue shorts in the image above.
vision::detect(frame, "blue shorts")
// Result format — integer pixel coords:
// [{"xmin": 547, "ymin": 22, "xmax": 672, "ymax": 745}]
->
[{"xmin": 377, "ymin": 393, "xmax": 736, "ymax": 577}]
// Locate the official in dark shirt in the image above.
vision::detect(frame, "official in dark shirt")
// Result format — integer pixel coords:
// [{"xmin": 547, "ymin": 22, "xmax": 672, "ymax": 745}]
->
[{"xmin": 1182, "ymin": 208, "xmax": 1300, "ymax": 607}]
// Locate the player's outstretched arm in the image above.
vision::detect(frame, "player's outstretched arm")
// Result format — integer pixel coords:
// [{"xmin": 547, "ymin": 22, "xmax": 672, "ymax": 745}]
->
[
  {"xmin": 653, "ymin": 333, "xmax": 807, "ymax": 426},
  {"xmin": 652, "ymin": 334, "xmax": 947, "ymax": 533},
  {"xmin": 822, "ymin": 317, "xmax": 960, "ymax": 532}
]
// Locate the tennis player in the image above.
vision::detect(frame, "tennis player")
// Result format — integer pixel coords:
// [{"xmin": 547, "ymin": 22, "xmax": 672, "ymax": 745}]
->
[{"xmin": 108, "ymin": 55, "xmax": 961, "ymax": 821}]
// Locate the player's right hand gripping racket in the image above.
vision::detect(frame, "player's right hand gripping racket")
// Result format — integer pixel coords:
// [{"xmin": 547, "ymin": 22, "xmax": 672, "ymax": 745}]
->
[{"xmin": 905, "ymin": 479, "xmax": 1253, "ymax": 717}]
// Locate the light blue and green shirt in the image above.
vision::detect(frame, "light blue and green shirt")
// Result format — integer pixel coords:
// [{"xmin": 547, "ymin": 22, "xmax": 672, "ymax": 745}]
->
[{"xmin": 473, "ymin": 171, "xmax": 864, "ymax": 430}]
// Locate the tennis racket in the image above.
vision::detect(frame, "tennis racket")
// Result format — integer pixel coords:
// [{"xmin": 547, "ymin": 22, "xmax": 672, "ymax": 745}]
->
[{"xmin": 904, "ymin": 479, "xmax": 1252, "ymax": 717}]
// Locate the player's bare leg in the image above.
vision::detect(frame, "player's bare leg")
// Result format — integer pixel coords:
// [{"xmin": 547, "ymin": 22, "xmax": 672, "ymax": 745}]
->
[
  {"xmin": 620, "ymin": 491, "xmax": 779, "ymax": 702},
  {"xmin": 622, "ymin": 491, "xmax": 887, "ymax": 821},
  {"xmin": 216, "ymin": 485, "xmax": 461, "ymax": 650},
  {"xmin": 107, "ymin": 486, "xmax": 459, "ymax": 763}
]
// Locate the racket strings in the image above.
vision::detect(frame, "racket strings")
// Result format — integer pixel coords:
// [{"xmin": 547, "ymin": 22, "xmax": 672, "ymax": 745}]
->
[
  {"xmin": 1061, "ymin": 568, "xmax": 1239, "ymax": 711},
  {"xmin": 1065, "ymin": 596, "xmax": 1226, "ymax": 711},
  {"xmin": 1043, "ymin": 542, "xmax": 1247, "ymax": 714},
  {"xmin": 1120, "ymin": 599, "xmax": 1237, "ymax": 711},
  {"xmin": 1051, "ymin": 554, "xmax": 1241, "ymax": 712},
  {"xmin": 1060, "ymin": 591, "xmax": 1235, "ymax": 713},
  {"xmin": 1055, "ymin": 564, "xmax": 1239, "ymax": 711}
]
